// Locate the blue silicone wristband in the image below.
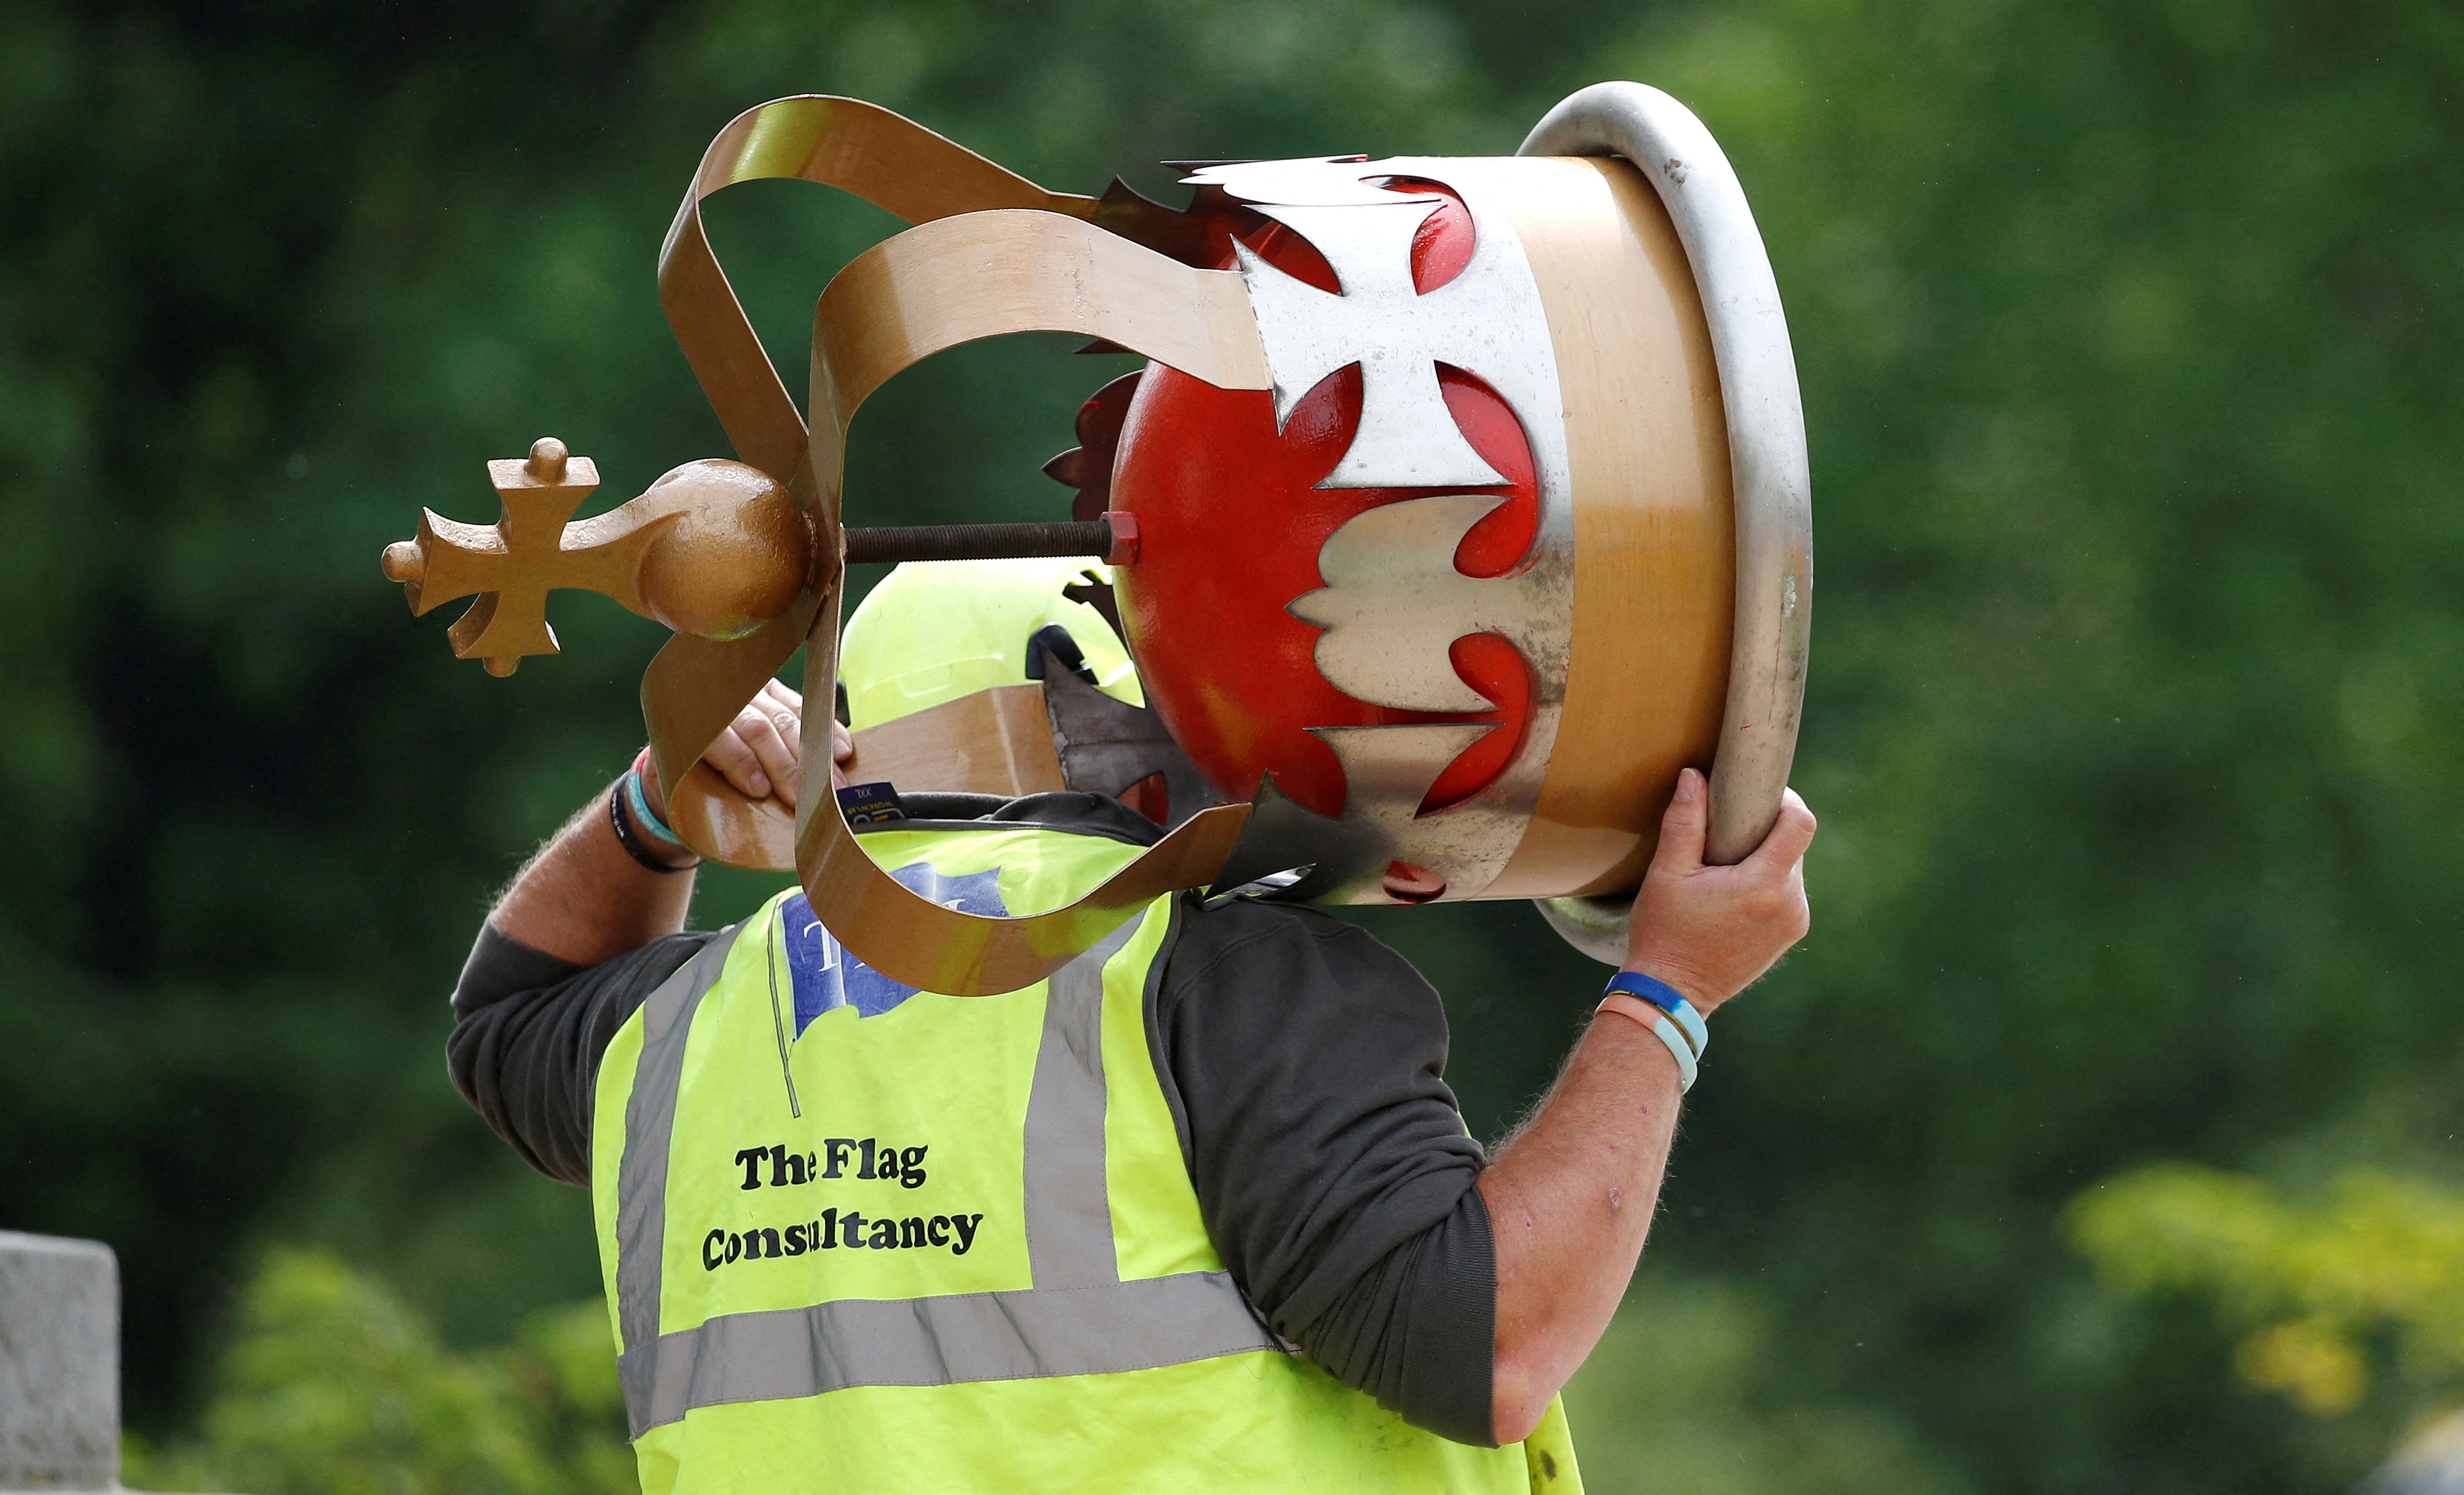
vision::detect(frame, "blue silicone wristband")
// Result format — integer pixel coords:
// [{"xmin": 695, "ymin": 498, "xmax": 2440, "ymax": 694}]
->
[
  {"xmin": 1605, "ymin": 970, "xmax": 1708, "ymax": 1058},
  {"xmin": 623, "ymin": 769, "xmax": 690, "ymax": 851}
]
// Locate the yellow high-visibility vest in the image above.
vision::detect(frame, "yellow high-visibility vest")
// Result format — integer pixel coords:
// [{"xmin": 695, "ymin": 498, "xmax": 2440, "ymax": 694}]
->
[{"xmin": 591, "ymin": 816, "xmax": 1581, "ymax": 1493}]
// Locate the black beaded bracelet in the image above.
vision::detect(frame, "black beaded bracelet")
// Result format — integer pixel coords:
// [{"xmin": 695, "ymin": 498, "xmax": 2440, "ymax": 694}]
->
[{"xmin": 609, "ymin": 776, "xmax": 697, "ymax": 873}]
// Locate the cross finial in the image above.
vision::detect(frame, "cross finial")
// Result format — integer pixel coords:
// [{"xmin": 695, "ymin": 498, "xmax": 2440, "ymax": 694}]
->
[
  {"xmin": 381, "ymin": 437, "xmax": 604, "ymax": 676},
  {"xmin": 384, "ymin": 445, "xmax": 818, "ymax": 675}
]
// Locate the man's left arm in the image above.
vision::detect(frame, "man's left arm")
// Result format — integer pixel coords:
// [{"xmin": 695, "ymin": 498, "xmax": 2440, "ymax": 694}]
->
[
  {"xmin": 1481, "ymin": 773, "xmax": 1815, "ymax": 1441},
  {"xmin": 1155, "ymin": 771, "xmax": 1816, "ymax": 1448}
]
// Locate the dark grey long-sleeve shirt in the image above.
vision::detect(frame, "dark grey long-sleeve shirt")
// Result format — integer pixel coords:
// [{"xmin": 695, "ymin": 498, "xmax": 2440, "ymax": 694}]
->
[{"xmin": 446, "ymin": 791, "xmax": 1496, "ymax": 1443}]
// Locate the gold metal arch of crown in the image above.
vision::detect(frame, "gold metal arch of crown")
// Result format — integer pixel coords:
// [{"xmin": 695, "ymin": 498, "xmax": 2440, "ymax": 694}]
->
[
  {"xmin": 384, "ymin": 95, "xmax": 1277, "ymax": 995},
  {"xmin": 380, "ymin": 88, "xmax": 1813, "ymax": 998}
]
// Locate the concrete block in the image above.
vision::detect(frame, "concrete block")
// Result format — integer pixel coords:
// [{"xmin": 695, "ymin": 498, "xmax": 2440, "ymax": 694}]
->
[{"xmin": 0, "ymin": 1231, "xmax": 118, "ymax": 1492}]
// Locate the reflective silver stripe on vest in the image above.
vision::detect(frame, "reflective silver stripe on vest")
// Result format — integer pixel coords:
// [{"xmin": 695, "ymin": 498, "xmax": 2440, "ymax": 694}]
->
[
  {"xmin": 613, "ymin": 904, "xmax": 1278, "ymax": 1438},
  {"xmin": 624, "ymin": 1269, "xmax": 1273, "ymax": 1432},
  {"xmin": 1020, "ymin": 922, "xmax": 1134, "ymax": 1289},
  {"xmin": 615, "ymin": 927, "xmax": 747, "ymax": 1386}
]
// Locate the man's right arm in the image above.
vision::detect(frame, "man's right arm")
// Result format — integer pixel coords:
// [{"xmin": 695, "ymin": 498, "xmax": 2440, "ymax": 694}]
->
[
  {"xmin": 448, "ymin": 925, "xmax": 717, "ymax": 1185},
  {"xmin": 486, "ymin": 678, "xmax": 816, "ymax": 966},
  {"xmin": 446, "ymin": 681, "xmax": 844, "ymax": 1184}
]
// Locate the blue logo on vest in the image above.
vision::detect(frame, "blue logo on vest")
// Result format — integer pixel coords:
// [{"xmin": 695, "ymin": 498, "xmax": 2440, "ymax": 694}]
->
[{"xmin": 778, "ymin": 864, "xmax": 1009, "ymax": 1031}]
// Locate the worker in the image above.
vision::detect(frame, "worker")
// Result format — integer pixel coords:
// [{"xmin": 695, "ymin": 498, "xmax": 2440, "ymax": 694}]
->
[{"xmin": 446, "ymin": 557, "xmax": 1817, "ymax": 1493}]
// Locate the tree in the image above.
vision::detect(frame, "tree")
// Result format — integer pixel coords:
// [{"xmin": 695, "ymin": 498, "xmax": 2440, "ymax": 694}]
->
[
  {"xmin": 127, "ymin": 1250, "xmax": 633, "ymax": 1495},
  {"xmin": 2072, "ymin": 1165, "xmax": 2464, "ymax": 1423},
  {"xmin": 2, "ymin": 0, "xmax": 2457, "ymax": 1489}
]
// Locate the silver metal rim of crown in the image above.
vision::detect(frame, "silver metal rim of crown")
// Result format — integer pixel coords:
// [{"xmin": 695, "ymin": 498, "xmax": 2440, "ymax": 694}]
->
[{"xmin": 1519, "ymin": 80, "xmax": 1815, "ymax": 966}]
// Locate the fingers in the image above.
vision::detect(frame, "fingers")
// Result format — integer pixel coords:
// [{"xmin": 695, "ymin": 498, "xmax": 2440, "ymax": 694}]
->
[
  {"xmin": 692, "ymin": 679, "xmax": 814, "ymax": 806},
  {"xmin": 720, "ymin": 678, "xmax": 802, "ymax": 804},
  {"xmin": 1621, "ymin": 778, "xmax": 1813, "ymax": 1008},
  {"xmin": 1780, "ymin": 862, "xmax": 1811, "ymax": 942},
  {"xmin": 831, "ymin": 720, "xmax": 853, "ymax": 764},
  {"xmin": 766, "ymin": 678, "xmax": 806, "ymax": 752},
  {"xmin": 701, "ymin": 729, "xmax": 772, "ymax": 800},
  {"xmin": 1649, "ymin": 767, "xmax": 1710, "ymax": 874},
  {"xmin": 1742, "ymin": 788, "xmax": 1817, "ymax": 876},
  {"xmin": 754, "ymin": 677, "xmax": 804, "ymax": 763},
  {"xmin": 743, "ymin": 715, "xmax": 801, "ymax": 811},
  {"xmin": 777, "ymin": 677, "xmax": 832, "ymax": 805}
]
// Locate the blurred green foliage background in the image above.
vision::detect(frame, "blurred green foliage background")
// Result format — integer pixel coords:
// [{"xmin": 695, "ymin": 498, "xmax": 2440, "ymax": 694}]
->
[{"xmin": 2, "ymin": 0, "xmax": 2458, "ymax": 1490}]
